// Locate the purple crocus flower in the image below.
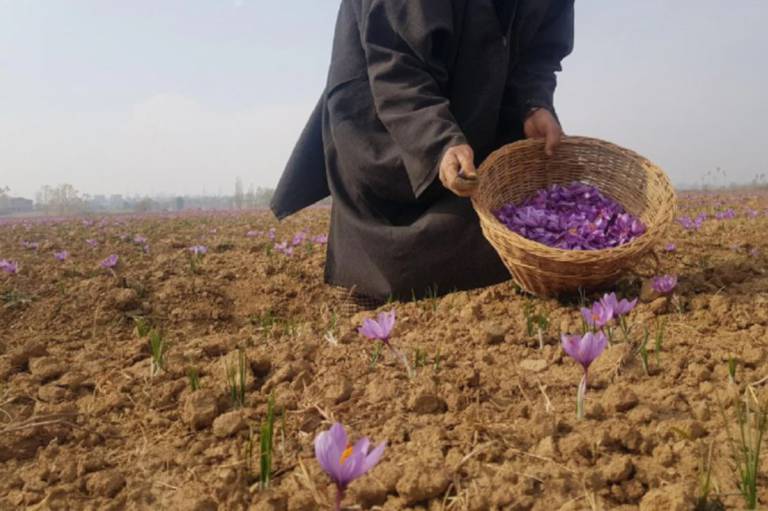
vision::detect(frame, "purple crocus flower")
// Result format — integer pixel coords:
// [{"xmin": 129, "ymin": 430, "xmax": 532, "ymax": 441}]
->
[
  {"xmin": 598, "ymin": 293, "xmax": 637, "ymax": 317},
  {"xmin": 562, "ymin": 331, "xmax": 608, "ymax": 371},
  {"xmin": 358, "ymin": 310, "xmax": 396, "ymax": 343},
  {"xmin": 358, "ymin": 310, "xmax": 412, "ymax": 377},
  {"xmin": 188, "ymin": 245, "xmax": 208, "ymax": 256},
  {"xmin": 133, "ymin": 235, "xmax": 147, "ymax": 244},
  {"xmin": 100, "ymin": 254, "xmax": 119, "ymax": 269},
  {"xmin": 312, "ymin": 234, "xmax": 329, "ymax": 245},
  {"xmin": 652, "ymin": 274, "xmax": 678, "ymax": 295},
  {"xmin": 0, "ymin": 259, "xmax": 19, "ymax": 274},
  {"xmin": 580, "ymin": 302, "xmax": 613, "ymax": 329},
  {"xmin": 21, "ymin": 240, "xmax": 39, "ymax": 250},
  {"xmin": 665, "ymin": 243, "xmax": 677, "ymax": 252},
  {"xmin": 86, "ymin": 239, "xmax": 98, "ymax": 247},
  {"xmin": 274, "ymin": 241, "xmax": 293, "ymax": 256},
  {"xmin": 291, "ymin": 231, "xmax": 308, "ymax": 246},
  {"xmin": 267, "ymin": 228, "xmax": 276, "ymax": 241},
  {"xmin": 561, "ymin": 331, "xmax": 608, "ymax": 419},
  {"xmin": 54, "ymin": 250, "xmax": 69, "ymax": 261},
  {"xmin": 315, "ymin": 422, "xmax": 386, "ymax": 510}
]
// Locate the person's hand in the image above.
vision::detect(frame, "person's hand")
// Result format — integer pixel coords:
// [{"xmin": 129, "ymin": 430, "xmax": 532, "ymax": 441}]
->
[
  {"xmin": 439, "ymin": 144, "xmax": 478, "ymax": 197},
  {"xmin": 524, "ymin": 108, "xmax": 564, "ymax": 156}
]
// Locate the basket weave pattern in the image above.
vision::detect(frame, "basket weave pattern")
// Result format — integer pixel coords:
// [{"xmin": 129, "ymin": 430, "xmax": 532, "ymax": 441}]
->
[{"xmin": 471, "ymin": 136, "xmax": 677, "ymax": 296}]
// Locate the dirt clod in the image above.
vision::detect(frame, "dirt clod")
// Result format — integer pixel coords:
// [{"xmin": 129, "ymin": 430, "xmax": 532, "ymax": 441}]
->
[
  {"xmin": 395, "ymin": 463, "xmax": 451, "ymax": 505},
  {"xmin": 28, "ymin": 357, "xmax": 66, "ymax": 381},
  {"xmin": 212, "ymin": 410, "xmax": 246, "ymax": 438},
  {"xmin": 182, "ymin": 389, "xmax": 220, "ymax": 430},
  {"xmin": 85, "ymin": 469, "xmax": 125, "ymax": 498},
  {"xmin": 603, "ymin": 385, "xmax": 639, "ymax": 413},
  {"xmin": 639, "ymin": 483, "xmax": 694, "ymax": 511}
]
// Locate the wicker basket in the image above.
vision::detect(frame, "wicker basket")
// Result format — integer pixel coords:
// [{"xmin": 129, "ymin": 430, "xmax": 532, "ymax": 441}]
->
[{"xmin": 471, "ymin": 136, "xmax": 677, "ymax": 296}]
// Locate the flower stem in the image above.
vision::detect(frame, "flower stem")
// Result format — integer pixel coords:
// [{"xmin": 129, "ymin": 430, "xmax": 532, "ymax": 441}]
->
[
  {"xmin": 388, "ymin": 344, "xmax": 413, "ymax": 378},
  {"xmin": 577, "ymin": 372, "xmax": 588, "ymax": 420},
  {"xmin": 335, "ymin": 486, "xmax": 344, "ymax": 511}
]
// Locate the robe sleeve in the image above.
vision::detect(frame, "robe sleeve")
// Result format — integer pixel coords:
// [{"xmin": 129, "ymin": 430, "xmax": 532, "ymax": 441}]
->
[
  {"xmin": 361, "ymin": 0, "xmax": 467, "ymax": 197},
  {"xmin": 507, "ymin": 0, "xmax": 575, "ymax": 121}
]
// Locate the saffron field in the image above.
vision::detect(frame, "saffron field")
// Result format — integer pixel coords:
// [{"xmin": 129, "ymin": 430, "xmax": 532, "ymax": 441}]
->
[{"xmin": 1, "ymin": 192, "xmax": 768, "ymax": 510}]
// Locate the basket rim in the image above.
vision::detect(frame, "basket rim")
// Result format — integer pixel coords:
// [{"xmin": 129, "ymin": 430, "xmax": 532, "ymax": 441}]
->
[{"xmin": 470, "ymin": 135, "xmax": 678, "ymax": 261}]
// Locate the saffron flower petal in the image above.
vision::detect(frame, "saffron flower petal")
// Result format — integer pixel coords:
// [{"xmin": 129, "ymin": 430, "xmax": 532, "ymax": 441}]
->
[
  {"xmin": 314, "ymin": 423, "xmax": 385, "ymax": 490},
  {"xmin": 561, "ymin": 331, "xmax": 608, "ymax": 371}
]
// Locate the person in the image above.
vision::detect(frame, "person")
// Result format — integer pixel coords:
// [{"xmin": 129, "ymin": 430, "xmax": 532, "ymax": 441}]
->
[{"xmin": 271, "ymin": 0, "xmax": 574, "ymax": 307}]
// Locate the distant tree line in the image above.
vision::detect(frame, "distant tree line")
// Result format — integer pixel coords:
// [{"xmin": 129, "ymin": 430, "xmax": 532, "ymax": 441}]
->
[{"xmin": 11, "ymin": 180, "xmax": 280, "ymax": 217}]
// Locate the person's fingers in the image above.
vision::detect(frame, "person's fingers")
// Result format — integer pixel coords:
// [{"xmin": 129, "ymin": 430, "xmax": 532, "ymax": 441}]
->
[
  {"xmin": 440, "ymin": 152, "xmax": 460, "ymax": 185},
  {"xmin": 544, "ymin": 121, "xmax": 562, "ymax": 157},
  {"xmin": 439, "ymin": 145, "xmax": 478, "ymax": 197},
  {"xmin": 455, "ymin": 148, "xmax": 477, "ymax": 177}
]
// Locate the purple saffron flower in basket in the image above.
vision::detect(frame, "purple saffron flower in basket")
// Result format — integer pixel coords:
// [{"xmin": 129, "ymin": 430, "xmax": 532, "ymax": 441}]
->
[
  {"xmin": 581, "ymin": 302, "xmax": 614, "ymax": 329},
  {"xmin": 358, "ymin": 310, "xmax": 396, "ymax": 343},
  {"xmin": 54, "ymin": 250, "xmax": 69, "ymax": 261},
  {"xmin": 100, "ymin": 254, "xmax": 119, "ymax": 269},
  {"xmin": 315, "ymin": 422, "xmax": 386, "ymax": 511},
  {"xmin": 188, "ymin": 245, "xmax": 208, "ymax": 256},
  {"xmin": 562, "ymin": 331, "xmax": 608, "ymax": 419},
  {"xmin": 0, "ymin": 259, "xmax": 19, "ymax": 274},
  {"xmin": 493, "ymin": 182, "xmax": 646, "ymax": 250}
]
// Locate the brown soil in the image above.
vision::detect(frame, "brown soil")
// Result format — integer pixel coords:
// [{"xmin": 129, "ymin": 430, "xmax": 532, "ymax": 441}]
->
[{"xmin": 1, "ymin": 193, "xmax": 768, "ymax": 510}]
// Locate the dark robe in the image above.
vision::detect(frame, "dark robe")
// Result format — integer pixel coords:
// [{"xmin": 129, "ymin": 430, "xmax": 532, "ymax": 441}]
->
[{"xmin": 271, "ymin": 0, "xmax": 574, "ymax": 300}]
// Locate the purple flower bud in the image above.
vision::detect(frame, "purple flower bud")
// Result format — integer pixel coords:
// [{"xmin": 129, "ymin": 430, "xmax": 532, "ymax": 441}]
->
[
  {"xmin": 0, "ymin": 259, "xmax": 19, "ymax": 274},
  {"xmin": 651, "ymin": 274, "xmax": 678, "ymax": 294},
  {"xmin": 358, "ymin": 310, "xmax": 396, "ymax": 342},
  {"xmin": 274, "ymin": 241, "xmax": 293, "ymax": 256},
  {"xmin": 100, "ymin": 254, "xmax": 119, "ymax": 269},
  {"xmin": 291, "ymin": 231, "xmax": 308, "ymax": 246},
  {"xmin": 54, "ymin": 250, "xmax": 69, "ymax": 261}
]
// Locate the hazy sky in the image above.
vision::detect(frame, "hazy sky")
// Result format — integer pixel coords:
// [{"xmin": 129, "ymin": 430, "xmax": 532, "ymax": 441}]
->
[{"xmin": 1, "ymin": 0, "xmax": 766, "ymax": 199}]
